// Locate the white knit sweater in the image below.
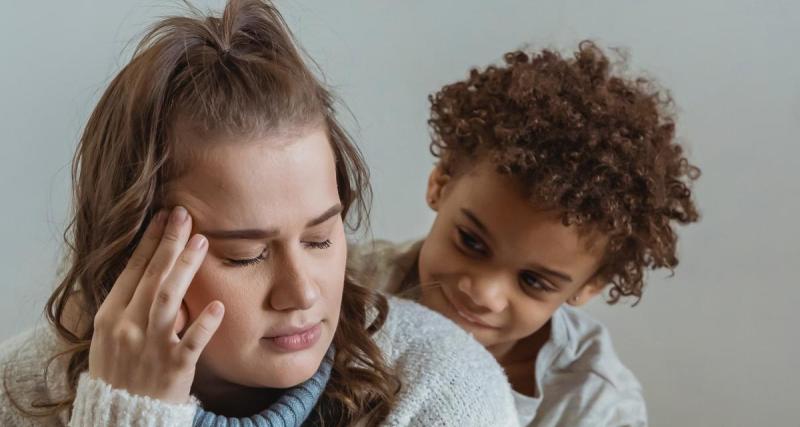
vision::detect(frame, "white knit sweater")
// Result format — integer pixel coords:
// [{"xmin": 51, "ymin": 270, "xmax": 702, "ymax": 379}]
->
[{"xmin": 0, "ymin": 297, "xmax": 518, "ymax": 427}]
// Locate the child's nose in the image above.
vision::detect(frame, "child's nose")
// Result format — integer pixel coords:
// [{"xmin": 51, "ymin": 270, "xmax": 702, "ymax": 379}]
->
[{"xmin": 457, "ymin": 274, "xmax": 509, "ymax": 313}]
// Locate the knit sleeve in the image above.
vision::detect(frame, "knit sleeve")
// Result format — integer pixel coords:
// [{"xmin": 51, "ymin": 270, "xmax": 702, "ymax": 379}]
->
[
  {"xmin": 68, "ymin": 373, "xmax": 198, "ymax": 427},
  {"xmin": 378, "ymin": 298, "xmax": 519, "ymax": 427}
]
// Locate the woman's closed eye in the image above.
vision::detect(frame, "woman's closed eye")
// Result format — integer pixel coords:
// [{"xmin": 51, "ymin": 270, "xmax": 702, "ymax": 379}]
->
[
  {"xmin": 227, "ymin": 239, "xmax": 333, "ymax": 267},
  {"xmin": 303, "ymin": 239, "xmax": 332, "ymax": 250},
  {"xmin": 227, "ymin": 249, "xmax": 267, "ymax": 267}
]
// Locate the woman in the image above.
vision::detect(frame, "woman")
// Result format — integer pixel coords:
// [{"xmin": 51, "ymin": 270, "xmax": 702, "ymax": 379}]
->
[{"xmin": 0, "ymin": 1, "xmax": 518, "ymax": 426}]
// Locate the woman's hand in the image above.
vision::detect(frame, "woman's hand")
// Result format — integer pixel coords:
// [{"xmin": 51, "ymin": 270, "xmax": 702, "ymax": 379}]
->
[{"xmin": 88, "ymin": 206, "xmax": 224, "ymax": 404}]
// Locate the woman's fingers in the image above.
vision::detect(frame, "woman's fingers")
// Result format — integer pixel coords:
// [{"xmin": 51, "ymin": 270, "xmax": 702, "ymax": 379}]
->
[
  {"xmin": 101, "ymin": 210, "xmax": 167, "ymax": 312},
  {"xmin": 148, "ymin": 234, "xmax": 208, "ymax": 338},
  {"xmin": 177, "ymin": 301, "xmax": 224, "ymax": 367},
  {"xmin": 174, "ymin": 301, "xmax": 189, "ymax": 335},
  {"xmin": 127, "ymin": 207, "xmax": 192, "ymax": 324}
]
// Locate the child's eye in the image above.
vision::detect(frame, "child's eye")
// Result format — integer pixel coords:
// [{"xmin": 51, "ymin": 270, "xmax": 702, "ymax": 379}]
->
[
  {"xmin": 303, "ymin": 239, "xmax": 332, "ymax": 250},
  {"xmin": 519, "ymin": 271, "xmax": 554, "ymax": 292},
  {"xmin": 457, "ymin": 227, "xmax": 488, "ymax": 255}
]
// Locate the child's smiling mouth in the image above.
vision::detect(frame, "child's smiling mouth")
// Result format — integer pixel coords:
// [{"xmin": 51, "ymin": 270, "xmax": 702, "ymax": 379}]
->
[{"xmin": 439, "ymin": 286, "xmax": 499, "ymax": 330}]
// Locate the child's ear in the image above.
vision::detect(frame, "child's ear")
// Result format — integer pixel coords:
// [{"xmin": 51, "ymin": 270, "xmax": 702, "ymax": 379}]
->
[
  {"xmin": 566, "ymin": 277, "xmax": 606, "ymax": 307},
  {"xmin": 426, "ymin": 164, "xmax": 451, "ymax": 211}
]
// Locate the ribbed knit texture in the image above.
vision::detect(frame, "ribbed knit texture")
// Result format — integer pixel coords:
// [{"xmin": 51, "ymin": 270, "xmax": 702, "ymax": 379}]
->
[
  {"xmin": 70, "ymin": 372, "xmax": 198, "ymax": 426},
  {"xmin": 192, "ymin": 346, "xmax": 334, "ymax": 427}
]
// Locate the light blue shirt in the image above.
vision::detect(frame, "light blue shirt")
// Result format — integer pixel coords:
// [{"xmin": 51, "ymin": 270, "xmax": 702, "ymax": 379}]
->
[{"xmin": 513, "ymin": 305, "xmax": 647, "ymax": 427}]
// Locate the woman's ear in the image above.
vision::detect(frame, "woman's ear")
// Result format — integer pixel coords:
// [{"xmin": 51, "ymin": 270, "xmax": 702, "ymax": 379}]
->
[
  {"xmin": 426, "ymin": 164, "xmax": 450, "ymax": 211},
  {"xmin": 566, "ymin": 277, "xmax": 606, "ymax": 307}
]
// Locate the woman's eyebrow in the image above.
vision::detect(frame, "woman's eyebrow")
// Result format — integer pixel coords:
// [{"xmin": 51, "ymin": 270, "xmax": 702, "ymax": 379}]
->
[
  {"xmin": 307, "ymin": 203, "xmax": 343, "ymax": 227},
  {"xmin": 200, "ymin": 203, "xmax": 343, "ymax": 240},
  {"xmin": 202, "ymin": 228, "xmax": 278, "ymax": 240}
]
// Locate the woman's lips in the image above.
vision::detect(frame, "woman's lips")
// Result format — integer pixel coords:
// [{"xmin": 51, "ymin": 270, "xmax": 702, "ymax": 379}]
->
[
  {"xmin": 441, "ymin": 288, "xmax": 498, "ymax": 329},
  {"xmin": 262, "ymin": 322, "xmax": 322, "ymax": 352}
]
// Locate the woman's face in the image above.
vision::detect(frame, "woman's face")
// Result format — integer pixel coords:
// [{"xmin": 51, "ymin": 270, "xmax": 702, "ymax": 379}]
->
[{"xmin": 166, "ymin": 126, "xmax": 346, "ymax": 389}]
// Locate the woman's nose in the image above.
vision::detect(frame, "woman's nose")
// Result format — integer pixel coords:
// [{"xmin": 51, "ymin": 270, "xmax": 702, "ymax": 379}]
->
[{"xmin": 268, "ymin": 249, "xmax": 320, "ymax": 312}]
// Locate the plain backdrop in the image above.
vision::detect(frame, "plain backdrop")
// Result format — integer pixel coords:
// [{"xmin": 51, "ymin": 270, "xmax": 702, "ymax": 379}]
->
[{"xmin": 1, "ymin": 1, "xmax": 798, "ymax": 426}]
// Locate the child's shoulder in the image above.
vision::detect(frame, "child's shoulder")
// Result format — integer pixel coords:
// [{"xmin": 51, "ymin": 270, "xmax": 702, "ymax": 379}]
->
[
  {"xmin": 347, "ymin": 239, "xmax": 423, "ymax": 294},
  {"xmin": 347, "ymin": 238, "xmax": 420, "ymax": 268},
  {"xmin": 538, "ymin": 306, "xmax": 647, "ymax": 425},
  {"xmin": 552, "ymin": 306, "xmax": 639, "ymax": 385}
]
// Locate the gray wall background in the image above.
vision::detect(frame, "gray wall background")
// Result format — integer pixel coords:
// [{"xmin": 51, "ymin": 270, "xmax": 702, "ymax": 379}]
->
[{"xmin": 1, "ymin": 1, "xmax": 798, "ymax": 425}]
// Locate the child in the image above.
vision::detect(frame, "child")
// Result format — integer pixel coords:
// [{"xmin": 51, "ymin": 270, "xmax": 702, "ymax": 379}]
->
[
  {"xmin": 0, "ymin": 1, "xmax": 519, "ymax": 426},
  {"xmin": 350, "ymin": 42, "xmax": 700, "ymax": 426}
]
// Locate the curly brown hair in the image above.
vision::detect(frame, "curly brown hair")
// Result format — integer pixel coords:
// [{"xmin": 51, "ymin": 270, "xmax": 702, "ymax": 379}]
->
[{"xmin": 428, "ymin": 41, "xmax": 700, "ymax": 303}]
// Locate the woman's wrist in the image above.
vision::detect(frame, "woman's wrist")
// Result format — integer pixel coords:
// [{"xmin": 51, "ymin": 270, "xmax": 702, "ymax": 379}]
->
[{"xmin": 70, "ymin": 372, "xmax": 198, "ymax": 427}]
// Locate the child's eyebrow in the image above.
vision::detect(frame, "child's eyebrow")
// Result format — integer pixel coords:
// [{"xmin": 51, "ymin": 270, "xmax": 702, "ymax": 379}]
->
[
  {"xmin": 528, "ymin": 264, "xmax": 573, "ymax": 284},
  {"xmin": 460, "ymin": 208, "xmax": 495, "ymax": 244},
  {"xmin": 461, "ymin": 208, "xmax": 573, "ymax": 284}
]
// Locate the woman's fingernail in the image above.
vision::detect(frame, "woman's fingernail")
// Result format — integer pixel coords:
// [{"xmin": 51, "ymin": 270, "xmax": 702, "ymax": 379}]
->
[
  {"xmin": 171, "ymin": 206, "xmax": 188, "ymax": 224},
  {"xmin": 189, "ymin": 235, "xmax": 207, "ymax": 250},
  {"xmin": 153, "ymin": 211, "xmax": 167, "ymax": 226},
  {"xmin": 209, "ymin": 302, "xmax": 223, "ymax": 316}
]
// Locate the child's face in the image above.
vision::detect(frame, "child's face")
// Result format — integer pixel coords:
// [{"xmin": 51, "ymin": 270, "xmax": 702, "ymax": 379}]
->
[
  {"xmin": 418, "ymin": 160, "xmax": 606, "ymax": 358},
  {"xmin": 166, "ymin": 126, "xmax": 346, "ymax": 389}
]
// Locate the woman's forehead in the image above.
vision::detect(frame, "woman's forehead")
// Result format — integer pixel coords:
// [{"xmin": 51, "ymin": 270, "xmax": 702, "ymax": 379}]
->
[{"xmin": 166, "ymin": 128, "xmax": 339, "ymax": 229}]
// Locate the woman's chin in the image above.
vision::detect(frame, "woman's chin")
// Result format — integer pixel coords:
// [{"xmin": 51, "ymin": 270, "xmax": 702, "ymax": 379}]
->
[
  {"xmin": 255, "ymin": 348, "xmax": 327, "ymax": 388},
  {"xmin": 267, "ymin": 374, "xmax": 313, "ymax": 389}
]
